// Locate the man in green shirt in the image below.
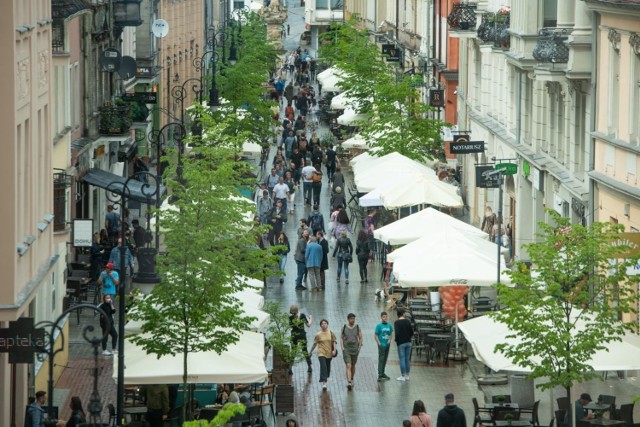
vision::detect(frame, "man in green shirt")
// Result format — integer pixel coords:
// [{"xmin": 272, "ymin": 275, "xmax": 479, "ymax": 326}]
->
[
  {"xmin": 374, "ymin": 311, "xmax": 394, "ymax": 382},
  {"xmin": 145, "ymin": 384, "xmax": 169, "ymax": 427},
  {"xmin": 341, "ymin": 313, "xmax": 363, "ymax": 390}
]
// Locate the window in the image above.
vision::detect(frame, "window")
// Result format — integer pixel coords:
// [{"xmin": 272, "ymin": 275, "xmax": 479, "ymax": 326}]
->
[
  {"xmin": 316, "ymin": 0, "xmax": 342, "ymax": 10},
  {"xmin": 630, "ymin": 52, "xmax": 640, "ymax": 145},
  {"xmin": 53, "ymin": 171, "xmax": 71, "ymax": 232},
  {"xmin": 573, "ymin": 90, "xmax": 587, "ymax": 174},
  {"xmin": 233, "ymin": 1, "xmax": 244, "ymax": 10},
  {"xmin": 543, "ymin": 0, "xmax": 557, "ymax": 27},
  {"xmin": 608, "ymin": 43, "xmax": 620, "ymax": 137}
]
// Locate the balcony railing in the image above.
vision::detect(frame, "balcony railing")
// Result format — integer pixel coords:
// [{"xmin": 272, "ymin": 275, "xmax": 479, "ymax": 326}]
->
[
  {"xmin": 99, "ymin": 101, "xmax": 133, "ymax": 136},
  {"xmin": 532, "ymin": 28, "xmax": 570, "ymax": 64},
  {"xmin": 477, "ymin": 12, "xmax": 510, "ymax": 49},
  {"xmin": 447, "ymin": 2, "xmax": 477, "ymax": 31}
]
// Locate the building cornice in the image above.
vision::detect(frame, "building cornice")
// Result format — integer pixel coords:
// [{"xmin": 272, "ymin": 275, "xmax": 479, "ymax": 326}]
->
[
  {"xmin": 589, "ymin": 170, "xmax": 640, "ymax": 199},
  {"xmin": 591, "ymin": 131, "xmax": 640, "ymax": 155}
]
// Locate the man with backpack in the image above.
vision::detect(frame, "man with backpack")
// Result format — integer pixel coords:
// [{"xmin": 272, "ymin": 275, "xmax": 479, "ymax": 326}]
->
[
  {"xmin": 341, "ymin": 313, "xmax": 363, "ymax": 390},
  {"xmin": 307, "ymin": 204, "xmax": 325, "ymax": 235}
]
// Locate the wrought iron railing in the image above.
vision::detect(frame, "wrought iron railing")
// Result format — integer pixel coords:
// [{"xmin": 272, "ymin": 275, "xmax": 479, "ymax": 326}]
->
[
  {"xmin": 532, "ymin": 28, "xmax": 570, "ymax": 63},
  {"xmin": 447, "ymin": 2, "xmax": 477, "ymax": 31},
  {"xmin": 477, "ymin": 12, "xmax": 510, "ymax": 49},
  {"xmin": 99, "ymin": 101, "xmax": 133, "ymax": 135}
]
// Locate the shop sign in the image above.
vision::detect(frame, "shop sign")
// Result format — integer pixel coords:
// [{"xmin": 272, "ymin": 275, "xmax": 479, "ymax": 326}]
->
[
  {"xmin": 73, "ymin": 219, "xmax": 93, "ymax": 247},
  {"xmin": 450, "ymin": 140, "xmax": 484, "ymax": 154},
  {"xmin": 0, "ymin": 318, "xmax": 45, "ymax": 364},
  {"xmin": 476, "ymin": 165, "xmax": 500, "ymax": 188},
  {"xmin": 429, "ymin": 89, "xmax": 444, "ymax": 107}
]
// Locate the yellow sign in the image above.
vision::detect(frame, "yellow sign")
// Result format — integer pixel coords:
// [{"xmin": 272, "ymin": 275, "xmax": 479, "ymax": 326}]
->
[{"xmin": 612, "ymin": 233, "xmax": 640, "ymax": 258}]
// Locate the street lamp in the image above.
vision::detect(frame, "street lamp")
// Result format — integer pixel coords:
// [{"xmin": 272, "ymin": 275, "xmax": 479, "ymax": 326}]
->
[
  {"xmin": 38, "ymin": 304, "xmax": 110, "ymax": 426},
  {"xmin": 105, "ymin": 172, "xmax": 160, "ymax": 424}
]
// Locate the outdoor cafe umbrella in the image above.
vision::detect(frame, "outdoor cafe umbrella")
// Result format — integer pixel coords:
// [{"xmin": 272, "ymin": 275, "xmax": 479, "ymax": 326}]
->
[
  {"xmin": 458, "ymin": 312, "xmax": 640, "ymax": 372},
  {"xmin": 116, "ymin": 330, "xmax": 268, "ymax": 384},
  {"xmin": 388, "ymin": 227, "xmax": 511, "ymax": 287},
  {"xmin": 336, "ymin": 108, "xmax": 368, "ymax": 125},
  {"xmin": 341, "ymin": 134, "xmax": 369, "ymax": 150},
  {"xmin": 316, "ymin": 66, "xmax": 345, "ymax": 84},
  {"xmin": 354, "ymin": 152, "xmax": 437, "ymax": 193},
  {"xmin": 374, "ymin": 207, "xmax": 488, "ymax": 245}
]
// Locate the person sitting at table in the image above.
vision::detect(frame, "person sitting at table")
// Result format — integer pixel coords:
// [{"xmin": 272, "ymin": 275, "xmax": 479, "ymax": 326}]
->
[
  {"xmin": 216, "ymin": 384, "xmax": 239, "ymax": 406},
  {"xmin": 566, "ymin": 393, "xmax": 594, "ymax": 425}
]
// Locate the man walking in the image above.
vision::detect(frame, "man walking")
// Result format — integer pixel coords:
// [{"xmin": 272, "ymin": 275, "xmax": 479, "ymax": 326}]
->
[
  {"xmin": 273, "ymin": 175, "xmax": 290, "ymax": 214},
  {"xmin": 316, "ymin": 231, "xmax": 329, "ymax": 289},
  {"xmin": 341, "ymin": 313, "xmax": 363, "ymax": 390},
  {"xmin": 109, "ymin": 238, "xmax": 135, "ymax": 284},
  {"xmin": 374, "ymin": 311, "xmax": 393, "ymax": 381},
  {"xmin": 394, "ymin": 308, "xmax": 413, "ymax": 381},
  {"xmin": 294, "ymin": 229, "xmax": 309, "ymax": 290},
  {"xmin": 97, "ymin": 262, "xmax": 120, "ymax": 298},
  {"xmin": 257, "ymin": 189, "xmax": 273, "ymax": 225},
  {"xmin": 305, "ymin": 236, "xmax": 323, "ymax": 292},
  {"xmin": 289, "ymin": 305, "xmax": 313, "ymax": 373},
  {"xmin": 104, "ymin": 204, "xmax": 120, "ymax": 242},
  {"xmin": 437, "ymin": 393, "xmax": 467, "ymax": 427},
  {"xmin": 145, "ymin": 384, "xmax": 170, "ymax": 427},
  {"xmin": 301, "ymin": 160, "xmax": 316, "ymax": 206},
  {"xmin": 26, "ymin": 390, "xmax": 46, "ymax": 427}
]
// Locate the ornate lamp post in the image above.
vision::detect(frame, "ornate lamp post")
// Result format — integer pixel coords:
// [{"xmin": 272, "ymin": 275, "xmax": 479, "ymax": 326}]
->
[
  {"xmin": 105, "ymin": 172, "xmax": 160, "ymax": 424},
  {"xmin": 38, "ymin": 304, "xmax": 110, "ymax": 426}
]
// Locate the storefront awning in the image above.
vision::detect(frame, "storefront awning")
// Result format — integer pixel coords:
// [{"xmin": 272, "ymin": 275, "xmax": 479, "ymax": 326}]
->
[{"xmin": 81, "ymin": 168, "xmax": 166, "ymax": 204}]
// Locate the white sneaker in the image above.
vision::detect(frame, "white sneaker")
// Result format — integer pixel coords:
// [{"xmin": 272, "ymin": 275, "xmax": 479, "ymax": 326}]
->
[
  {"xmin": 111, "ymin": 349, "xmax": 118, "ymax": 354},
  {"xmin": 404, "ymin": 375, "xmax": 410, "ymax": 381},
  {"xmin": 396, "ymin": 376, "xmax": 406, "ymax": 382},
  {"xmin": 322, "ymin": 383, "xmax": 327, "ymax": 390},
  {"xmin": 102, "ymin": 350, "xmax": 112, "ymax": 356}
]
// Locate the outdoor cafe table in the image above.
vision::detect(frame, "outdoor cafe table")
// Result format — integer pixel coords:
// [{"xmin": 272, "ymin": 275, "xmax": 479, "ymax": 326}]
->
[
  {"xmin": 484, "ymin": 403, "xmax": 520, "ymax": 410},
  {"xmin": 427, "ymin": 334, "xmax": 452, "ymax": 340},
  {"xmin": 124, "ymin": 406, "xmax": 147, "ymax": 422},
  {"xmin": 584, "ymin": 403, "xmax": 612, "ymax": 412}
]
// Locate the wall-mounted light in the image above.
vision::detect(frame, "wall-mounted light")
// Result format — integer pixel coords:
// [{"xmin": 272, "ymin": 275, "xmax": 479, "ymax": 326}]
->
[
  {"xmin": 24, "ymin": 235, "xmax": 36, "ymax": 246},
  {"xmin": 38, "ymin": 222, "xmax": 48, "ymax": 232},
  {"xmin": 43, "ymin": 213, "xmax": 55, "ymax": 223},
  {"xmin": 17, "ymin": 244, "xmax": 28, "ymax": 256}
]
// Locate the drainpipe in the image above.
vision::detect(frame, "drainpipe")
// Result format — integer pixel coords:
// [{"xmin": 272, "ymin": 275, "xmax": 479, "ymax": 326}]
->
[
  {"xmin": 516, "ymin": 71, "xmax": 522, "ymax": 144},
  {"xmin": 587, "ymin": 10, "xmax": 598, "ymax": 226}
]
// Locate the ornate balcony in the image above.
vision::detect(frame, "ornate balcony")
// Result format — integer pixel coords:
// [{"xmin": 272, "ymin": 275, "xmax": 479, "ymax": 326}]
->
[
  {"xmin": 532, "ymin": 28, "xmax": 570, "ymax": 64},
  {"xmin": 447, "ymin": 2, "xmax": 477, "ymax": 31},
  {"xmin": 99, "ymin": 101, "xmax": 133, "ymax": 136},
  {"xmin": 476, "ymin": 11, "xmax": 510, "ymax": 49}
]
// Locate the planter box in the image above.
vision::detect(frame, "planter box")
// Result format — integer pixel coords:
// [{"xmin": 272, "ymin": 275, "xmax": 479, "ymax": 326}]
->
[{"xmin": 275, "ymin": 384, "xmax": 294, "ymax": 415}]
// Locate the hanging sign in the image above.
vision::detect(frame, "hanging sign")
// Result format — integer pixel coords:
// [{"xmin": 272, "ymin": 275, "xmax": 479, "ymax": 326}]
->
[
  {"xmin": 0, "ymin": 318, "xmax": 45, "ymax": 364},
  {"xmin": 476, "ymin": 165, "xmax": 501, "ymax": 188},
  {"xmin": 429, "ymin": 89, "xmax": 444, "ymax": 107}
]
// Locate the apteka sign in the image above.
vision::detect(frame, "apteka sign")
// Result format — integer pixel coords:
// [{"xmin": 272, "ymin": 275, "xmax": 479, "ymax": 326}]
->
[{"xmin": 0, "ymin": 318, "xmax": 45, "ymax": 363}]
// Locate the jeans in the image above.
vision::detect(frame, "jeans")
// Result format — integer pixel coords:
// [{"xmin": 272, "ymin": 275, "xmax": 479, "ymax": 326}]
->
[
  {"xmin": 278, "ymin": 255, "xmax": 287, "ymax": 279},
  {"xmin": 336, "ymin": 252, "xmax": 350, "ymax": 279},
  {"xmin": 397, "ymin": 342, "xmax": 412, "ymax": 376},
  {"xmin": 312, "ymin": 182, "xmax": 322, "ymax": 205},
  {"xmin": 303, "ymin": 181, "xmax": 312, "ymax": 204},
  {"xmin": 357, "ymin": 256, "xmax": 368, "ymax": 280},
  {"xmin": 378, "ymin": 345, "xmax": 390, "ymax": 376},
  {"xmin": 295, "ymin": 260, "xmax": 306, "ymax": 287},
  {"xmin": 318, "ymin": 356, "xmax": 332, "ymax": 382},
  {"xmin": 307, "ymin": 266, "xmax": 321, "ymax": 289}
]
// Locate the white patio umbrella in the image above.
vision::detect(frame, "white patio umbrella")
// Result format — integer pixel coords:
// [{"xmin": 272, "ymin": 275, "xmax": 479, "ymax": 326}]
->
[
  {"xmin": 341, "ymin": 134, "xmax": 368, "ymax": 150},
  {"xmin": 317, "ymin": 66, "xmax": 345, "ymax": 84},
  {"xmin": 116, "ymin": 331, "xmax": 268, "ymax": 384},
  {"xmin": 353, "ymin": 152, "xmax": 436, "ymax": 193},
  {"xmin": 458, "ymin": 313, "xmax": 640, "ymax": 372},
  {"xmin": 336, "ymin": 108, "xmax": 368, "ymax": 125},
  {"xmin": 330, "ymin": 91, "xmax": 356, "ymax": 110},
  {"xmin": 374, "ymin": 207, "xmax": 488, "ymax": 245},
  {"xmin": 379, "ymin": 173, "xmax": 463, "ymax": 209},
  {"xmin": 320, "ymin": 73, "xmax": 344, "ymax": 92},
  {"xmin": 242, "ymin": 141, "xmax": 262, "ymax": 157},
  {"xmin": 389, "ymin": 227, "xmax": 511, "ymax": 287}
]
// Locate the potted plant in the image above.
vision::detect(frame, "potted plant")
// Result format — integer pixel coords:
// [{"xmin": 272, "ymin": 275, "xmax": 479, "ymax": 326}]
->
[
  {"xmin": 496, "ymin": 395, "xmax": 506, "ymax": 404},
  {"xmin": 504, "ymin": 413, "xmax": 514, "ymax": 426},
  {"xmin": 263, "ymin": 302, "xmax": 307, "ymax": 385}
]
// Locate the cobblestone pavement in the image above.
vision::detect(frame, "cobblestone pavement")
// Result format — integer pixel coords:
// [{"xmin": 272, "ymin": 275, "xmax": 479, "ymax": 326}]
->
[{"xmin": 55, "ymin": 1, "xmax": 640, "ymax": 426}]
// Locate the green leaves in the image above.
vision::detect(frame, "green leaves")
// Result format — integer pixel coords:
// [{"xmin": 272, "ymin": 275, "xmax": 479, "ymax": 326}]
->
[
  {"xmin": 318, "ymin": 16, "xmax": 449, "ymax": 162},
  {"xmin": 493, "ymin": 210, "xmax": 639, "ymax": 391}
]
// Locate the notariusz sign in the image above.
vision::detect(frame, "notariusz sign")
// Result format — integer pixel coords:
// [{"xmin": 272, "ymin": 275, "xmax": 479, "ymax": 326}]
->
[{"xmin": 450, "ymin": 141, "xmax": 484, "ymax": 154}]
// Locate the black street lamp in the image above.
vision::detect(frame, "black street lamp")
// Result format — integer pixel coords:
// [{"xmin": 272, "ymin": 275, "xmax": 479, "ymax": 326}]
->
[
  {"xmin": 38, "ymin": 304, "xmax": 110, "ymax": 426},
  {"xmin": 105, "ymin": 172, "xmax": 160, "ymax": 424}
]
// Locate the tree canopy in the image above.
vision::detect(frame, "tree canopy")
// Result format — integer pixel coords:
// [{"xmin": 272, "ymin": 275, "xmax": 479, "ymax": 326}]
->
[
  {"xmin": 318, "ymin": 16, "xmax": 448, "ymax": 162},
  {"xmin": 494, "ymin": 211, "xmax": 639, "ymax": 422}
]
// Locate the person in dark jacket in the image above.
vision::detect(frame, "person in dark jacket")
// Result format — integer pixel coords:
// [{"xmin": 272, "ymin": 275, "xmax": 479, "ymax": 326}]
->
[
  {"xmin": 275, "ymin": 232, "xmax": 290, "ymax": 284},
  {"xmin": 332, "ymin": 230, "xmax": 353, "ymax": 284},
  {"xmin": 355, "ymin": 230, "xmax": 370, "ymax": 283},
  {"xmin": 394, "ymin": 308, "xmax": 413, "ymax": 381},
  {"xmin": 316, "ymin": 231, "xmax": 329, "ymax": 289},
  {"xmin": 62, "ymin": 396, "xmax": 86, "ymax": 427},
  {"xmin": 436, "ymin": 393, "xmax": 467, "ymax": 427}
]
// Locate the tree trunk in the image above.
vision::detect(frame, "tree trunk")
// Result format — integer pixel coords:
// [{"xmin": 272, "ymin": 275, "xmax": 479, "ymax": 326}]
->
[{"xmin": 567, "ymin": 386, "xmax": 573, "ymax": 427}]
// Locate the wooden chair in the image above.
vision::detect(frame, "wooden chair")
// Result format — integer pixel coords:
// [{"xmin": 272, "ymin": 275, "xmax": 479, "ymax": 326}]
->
[
  {"xmin": 472, "ymin": 397, "xmax": 493, "ymax": 427},
  {"xmin": 253, "ymin": 384, "xmax": 276, "ymax": 424},
  {"xmin": 520, "ymin": 400, "xmax": 540, "ymax": 426}
]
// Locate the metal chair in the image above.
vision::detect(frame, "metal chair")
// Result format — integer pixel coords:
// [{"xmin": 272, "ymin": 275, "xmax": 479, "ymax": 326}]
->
[
  {"xmin": 520, "ymin": 400, "xmax": 540, "ymax": 426},
  {"xmin": 617, "ymin": 403, "xmax": 634, "ymax": 426},
  {"xmin": 598, "ymin": 395, "xmax": 617, "ymax": 417},
  {"xmin": 253, "ymin": 384, "xmax": 276, "ymax": 424},
  {"xmin": 432, "ymin": 338, "xmax": 451, "ymax": 364},
  {"xmin": 472, "ymin": 397, "xmax": 493, "ymax": 427},
  {"xmin": 555, "ymin": 410, "xmax": 567, "ymax": 427},
  {"xmin": 557, "ymin": 397, "xmax": 570, "ymax": 413},
  {"xmin": 107, "ymin": 403, "xmax": 117, "ymax": 426}
]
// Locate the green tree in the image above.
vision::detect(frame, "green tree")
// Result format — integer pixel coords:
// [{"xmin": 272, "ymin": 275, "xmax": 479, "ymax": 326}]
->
[
  {"xmin": 318, "ymin": 16, "xmax": 448, "ymax": 162},
  {"xmin": 494, "ymin": 210, "xmax": 639, "ymax": 427},
  {"xmin": 129, "ymin": 136, "xmax": 277, "ymax": 420}
]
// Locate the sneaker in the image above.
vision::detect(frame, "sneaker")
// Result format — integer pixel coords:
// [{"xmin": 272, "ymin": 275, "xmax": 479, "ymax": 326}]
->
[
  {"xmin": 322, "ymin": 383, "xmax": 327, "ymax": 390},
  {"xmin": 307, "ymin": 367, "xmax": 312, "ymax": 373},
  {"xmin": 279, "ymin": 278, "xmax": 284, "ymax": 284},
  {"xmin": 347, "ymin": 381, "xmax": 352, "ymax": 390},
  {"xmin": 404, "ymin": 375, "xmax": 410, "ymax": 381},
  {"xmin": 396, "ymin": 376, "xmax": 406, "ymax": 382},
  {"xmin": 102, "ymin": 350, "xmax": 112, "ymax": 356},
  {"xmin": 377, "ymin": 376, "xmax": 383, "ymax": 382},
  {"xmin": 295, "ymin": 286, "xmax": 307, "ymax": 290},
  {"xmin": 336, "ymin": 277, "xmax": 340, "ymax": 282},
  {"xmin": 345, "ymin": 279, "xmax": 349, "ymax": 284},
  {"xmin": 381, "ymin": 374, "xmax": 390, "ymax": 380},
  {"xmin": 111, "ymin": 349, "xmax": 118, "ymax": 354}
]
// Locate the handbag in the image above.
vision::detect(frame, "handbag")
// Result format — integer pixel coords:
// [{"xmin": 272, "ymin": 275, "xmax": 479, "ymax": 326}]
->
[{"xmin": 344, "ymin": 253, "xmax": 353, "ymax": 263}]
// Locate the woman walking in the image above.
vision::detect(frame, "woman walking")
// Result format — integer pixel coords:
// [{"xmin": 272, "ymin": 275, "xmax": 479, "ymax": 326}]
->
[
  {"xmin": 409, "ymin": 400, "xmax": 433, "ymax": 427},
  {"xmin": 333, "ymin": 230, "xmax": 353, "ymax": 284},
  {"xmin": 275, "ymin": 232, "xmax": 290, "ymax": 284},
  {"xmin": 309, "ymin": 319, "xmax": 337, "ymax": 390},
  {"xmin": 355, "ymin": 230, "xmax": 370, "ymax": 283}
]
